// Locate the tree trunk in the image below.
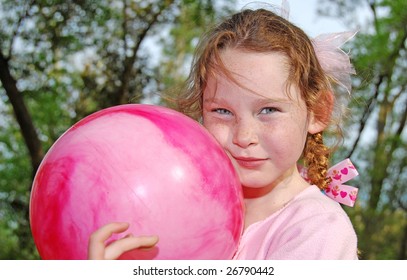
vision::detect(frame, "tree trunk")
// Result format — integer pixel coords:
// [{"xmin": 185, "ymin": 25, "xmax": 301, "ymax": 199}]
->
[{"xmin": 0, "ymin": 51, "xmax": 43, "ymax": 179}]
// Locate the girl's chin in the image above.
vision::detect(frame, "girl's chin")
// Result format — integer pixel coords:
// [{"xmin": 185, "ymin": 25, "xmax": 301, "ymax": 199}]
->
[
  {"xmin": 240, "ymin": 179, "xmax": 273, "ymax": 191},
  {"xmin": 236, "ymin": 171, "xmax": 273, "ymax": 189}
]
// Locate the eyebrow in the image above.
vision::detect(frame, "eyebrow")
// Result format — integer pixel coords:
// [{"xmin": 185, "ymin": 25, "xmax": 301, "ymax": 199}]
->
[{"xmin": 203, "ymin": 96, "xmax": 292, "ymax": 105}]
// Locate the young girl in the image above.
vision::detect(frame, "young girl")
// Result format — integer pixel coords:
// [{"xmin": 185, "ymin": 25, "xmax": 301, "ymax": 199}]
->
[{"xmin": 88, "ymin": 7, "xmax": 358, "ymax": 260}]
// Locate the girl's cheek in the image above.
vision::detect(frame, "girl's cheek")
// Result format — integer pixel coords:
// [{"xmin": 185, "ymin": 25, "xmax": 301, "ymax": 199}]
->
[{"xmin": 205, "ymin": 122, "xmax": 230, "ymax": 146}]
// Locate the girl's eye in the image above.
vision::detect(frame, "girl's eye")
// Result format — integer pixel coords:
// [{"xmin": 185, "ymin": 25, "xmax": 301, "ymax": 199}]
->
[
  {"xmin": 259, "ymin": 107, "xmax": 278, "ymax": 114},
  {"xmin": 213, "ymin": 108, "xmax": 232, "ymax": 115}
]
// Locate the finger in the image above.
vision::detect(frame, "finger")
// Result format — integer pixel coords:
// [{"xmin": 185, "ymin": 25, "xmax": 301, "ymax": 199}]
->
[
  {"xmin": 88, "ymin": 222, "xmax": 130, "ymax": 260},
  {"xmin": 105, "ymin": 235, "xmax": 159, "ymax": 260},
  {"xmin": 91, "ymin": 222, "xmax": 130, "ymax": 242}
]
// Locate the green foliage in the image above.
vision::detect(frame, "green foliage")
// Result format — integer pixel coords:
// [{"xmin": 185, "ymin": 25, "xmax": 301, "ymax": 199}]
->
[
  {"xmin": 0, "ymin": 0, "xmax": 237, "ymax": 259},
  {"xmin": 346, "ymin": 205, "xmax": 406, "ymax": 259},
  {"xmin": 320, "ymin": 0, "xmax": 407, "ymax": 259},
  {"xmin": 0, "ymin": 117, "xmax": 38, "ymax": 259},
  {"xmin": 158, "ymin": 0, "xmax": 236, "ymax": 103}
]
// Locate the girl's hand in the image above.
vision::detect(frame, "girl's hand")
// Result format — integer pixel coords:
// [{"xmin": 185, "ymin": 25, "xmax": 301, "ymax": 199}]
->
[{"xmin": 88, "ymin": 222, "xmax": 159, "ymax": 260}]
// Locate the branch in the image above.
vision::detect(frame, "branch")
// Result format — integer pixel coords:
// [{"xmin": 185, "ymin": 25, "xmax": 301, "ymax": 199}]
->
[
  {"xmin": 347, "ymin": 74, "xmax": 382, "ymax": 158},
  {"xmin": 116, "ymin": 0, "xmax": 176, "ymax": 104},
  {"xmin": 122, "ymin": 0, "xmax": 128, "ymax": 55},
  {"xmin": 395, "ymin": 101, "xmax": 407, "ymax": 136},
  {"xmin": 0, "ymin": 51, "xmax": 43, "ymax": 179},
  {"xmin": 367, "ymin": 0, "xmax": 380, "ymax": 32},
  {"xmin": 348, "ymin": 21, "xmax": 407, "ymax": 158}
]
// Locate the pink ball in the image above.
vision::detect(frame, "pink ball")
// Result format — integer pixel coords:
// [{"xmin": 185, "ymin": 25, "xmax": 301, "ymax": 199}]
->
[{"xmin": 29, "ymin": 104, "xmax": 244, "ymax": 260}]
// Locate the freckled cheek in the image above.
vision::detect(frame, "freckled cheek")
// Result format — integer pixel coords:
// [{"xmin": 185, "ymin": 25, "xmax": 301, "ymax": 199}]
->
[
  {"xmin": 263, "ymin": 126, "xmax": 306, "ymax": 158},
  {"xmin": 204, "ymin": 122, "xmax": 230, "ymax": 148}
]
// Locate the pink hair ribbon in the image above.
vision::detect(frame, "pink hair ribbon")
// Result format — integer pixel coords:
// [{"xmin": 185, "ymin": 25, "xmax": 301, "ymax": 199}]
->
[
  {"xmin": 324, "ymin": 158, "xmax": 359, "ymax": 207},
  {"xmin": 298, "ymin": 158, "xmax": 359, "ymax": 207},
  {"xmin": 312, "ymin": 31, "xmax": 357, "ymax": 94}
]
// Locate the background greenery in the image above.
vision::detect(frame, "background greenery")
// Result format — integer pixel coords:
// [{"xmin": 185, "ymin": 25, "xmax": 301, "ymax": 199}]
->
[{"xmin": 0, "ymin": 0, "xmax": 405, "ymax": 260}]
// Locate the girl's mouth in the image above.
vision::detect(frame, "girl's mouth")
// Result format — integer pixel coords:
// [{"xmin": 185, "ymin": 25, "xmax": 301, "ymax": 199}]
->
[{"xmin": 232, "ymin": 156, "xmax": 268, "ymax": 168}]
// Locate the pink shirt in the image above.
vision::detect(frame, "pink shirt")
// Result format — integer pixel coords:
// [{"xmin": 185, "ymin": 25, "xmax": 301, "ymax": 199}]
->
[{"xmin": 233, "ymin": 185, "xmax": 358, "ymax": 260}]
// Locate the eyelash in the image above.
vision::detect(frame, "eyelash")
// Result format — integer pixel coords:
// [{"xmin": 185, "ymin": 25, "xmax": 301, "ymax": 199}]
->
[
  {"xmin": 212, "ymin": 108, "xmax": 232, "ymax": 115},
  {"xmin": 211, "ymin": 107, "xmax": 279, "ymax": 115},
  {"xmin": 259, "ymin": 107, "xmax": 279, "ymax": 114}
]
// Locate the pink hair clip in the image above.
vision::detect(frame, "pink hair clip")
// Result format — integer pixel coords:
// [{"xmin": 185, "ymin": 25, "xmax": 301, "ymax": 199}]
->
[
  {"xmin": 298, "ymin": 158, "xmax": 359, "ymax": 207},
  {"xmin": 324, "ymin": 158, "xmax": 359, "ymax": 207}
]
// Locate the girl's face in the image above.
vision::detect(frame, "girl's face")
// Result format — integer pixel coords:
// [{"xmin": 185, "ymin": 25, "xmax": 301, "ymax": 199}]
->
[{"xmin": 202, "ymin": 49, "xmax": 324, "ymax": 191}]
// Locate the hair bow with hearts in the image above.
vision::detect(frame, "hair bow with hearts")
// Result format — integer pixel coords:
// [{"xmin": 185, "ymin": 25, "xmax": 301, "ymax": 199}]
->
[
  {"xmin": 324, "ymin": 158, "xmax": 359, "ymax": 207},
  {"xmin": 298, "ymin": 158, "xmax": 359, "ymax": 207}
]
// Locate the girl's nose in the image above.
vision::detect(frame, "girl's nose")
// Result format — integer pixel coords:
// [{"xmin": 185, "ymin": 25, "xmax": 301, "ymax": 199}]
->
[{"xmin": 232, "ymin": 118, "xmax": 259, "ymax": 148}]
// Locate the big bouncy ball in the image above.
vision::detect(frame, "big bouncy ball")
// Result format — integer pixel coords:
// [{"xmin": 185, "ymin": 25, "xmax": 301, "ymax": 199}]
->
[{"xmin": 30, "ymin": 104, "xmax": 244, "ymax": 260}]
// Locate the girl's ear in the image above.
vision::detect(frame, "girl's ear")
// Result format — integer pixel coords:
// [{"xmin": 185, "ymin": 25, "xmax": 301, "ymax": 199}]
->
[
  {"xmin": 307, "ymin": 91, "xmax": 334, "ymax": 134},
  {"xmin": 307, "ymin": 116, "xmax": 328, "ymax": 134}
]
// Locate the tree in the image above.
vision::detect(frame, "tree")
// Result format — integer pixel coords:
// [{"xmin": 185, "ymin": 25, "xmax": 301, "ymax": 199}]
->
[
  {"xmin": 318, "ymin": 0, "xmax": 407, "ymax": 259},
  {"xmin": 0, "ymin": 0, "xmax": 235, "ymax": 259}
]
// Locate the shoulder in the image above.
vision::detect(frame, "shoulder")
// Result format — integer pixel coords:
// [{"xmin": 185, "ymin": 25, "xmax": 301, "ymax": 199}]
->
[
  {"xmin": 288, "ymin": 185, "xmax": 348, "ymax": 215},
  {"xmin": 281, "ymin": 185, "xmax": 355, "ymax": 231},
  {"xmin": 235, "ymin": 186, "xmax": 358, "ymax": 259},
  {"xmin": 270, "ymin": 186, "xmax": 358, "ymax": 259}
]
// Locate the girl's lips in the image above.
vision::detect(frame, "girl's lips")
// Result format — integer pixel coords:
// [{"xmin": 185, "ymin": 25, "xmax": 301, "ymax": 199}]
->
[{"xmin": 232, "ymin": 156, "xmax": 268, "ymax": 168}]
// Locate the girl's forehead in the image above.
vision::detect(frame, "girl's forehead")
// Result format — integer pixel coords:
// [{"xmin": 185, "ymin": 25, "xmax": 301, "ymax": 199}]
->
[
  {"xmin": 203, "ymin": 75, "xmax": 301, "ymax": 106},
  {"xmin": 201, "ymin": 49, "xmax": 305, "ymax": 103},
  {"xmin": 219, "ymin": 50, "xmax": 289, "ymax": 82}
]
